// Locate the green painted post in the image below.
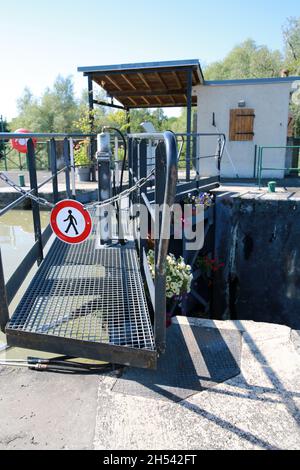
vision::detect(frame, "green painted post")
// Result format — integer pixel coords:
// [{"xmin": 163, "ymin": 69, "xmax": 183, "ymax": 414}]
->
[{"xmin": 258, "ymin": 147, "xmax": 261, "ymax": 188}]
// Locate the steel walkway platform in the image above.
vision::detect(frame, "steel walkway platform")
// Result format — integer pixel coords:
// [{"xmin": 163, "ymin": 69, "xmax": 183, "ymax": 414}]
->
[{"xmin": 6, "ymin": 216, "xmax": 156, "ymax": 369}]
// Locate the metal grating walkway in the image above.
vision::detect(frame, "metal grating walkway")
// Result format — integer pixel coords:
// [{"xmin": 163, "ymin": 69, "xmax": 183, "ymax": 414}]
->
[{"xmin": 6, "ymin": 214, "xmax": 156, "ymax": 369}]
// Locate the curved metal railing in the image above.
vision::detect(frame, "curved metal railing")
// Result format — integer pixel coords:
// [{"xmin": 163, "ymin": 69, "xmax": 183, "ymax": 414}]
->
[{"xmin": 127, "ymin": 131, "xmax": 178, "ymax": 354}]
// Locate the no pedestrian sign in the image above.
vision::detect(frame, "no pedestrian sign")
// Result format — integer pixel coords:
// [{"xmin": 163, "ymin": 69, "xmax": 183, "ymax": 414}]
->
[{"xmin": 50, "ymin": 200, "xmax": 92, "ymax": 244}]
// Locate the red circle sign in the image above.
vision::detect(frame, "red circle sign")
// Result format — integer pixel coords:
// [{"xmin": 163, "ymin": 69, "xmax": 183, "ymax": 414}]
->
[
  {"xmin": 11, "ymin": 129, "xmax": 37, "ymax": 154},
  {"xmin": 50, "ymin": 200, "xmax": 92, "ymax": 245}
]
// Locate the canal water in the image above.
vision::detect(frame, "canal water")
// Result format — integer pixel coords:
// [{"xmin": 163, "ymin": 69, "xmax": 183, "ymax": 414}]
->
[
  {"xmin": 0, "ymin": 210, "xmax": 52, "ymax": 360},
  {"xmin": 0, "ymin": 210, "xmax": 105, "ymax": 365}
]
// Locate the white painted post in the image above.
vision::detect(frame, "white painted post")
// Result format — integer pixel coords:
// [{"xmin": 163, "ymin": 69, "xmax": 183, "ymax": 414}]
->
[
  {"xmin": 114, "ymin": 135, "xmax": 119, "ymax": 187},
  {"xmin": 69, "ymin": 138, "xmax": 76, "ymax": 198}
]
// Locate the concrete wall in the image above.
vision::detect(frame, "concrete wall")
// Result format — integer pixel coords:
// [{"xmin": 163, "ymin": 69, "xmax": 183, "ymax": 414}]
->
[
  {"xmin": 213, "ymin": 194, "xmax": 300, "ymax": 330},
  {"xmin": 194, "ymin": 82, "xmax": 292, "ymax": 178}
]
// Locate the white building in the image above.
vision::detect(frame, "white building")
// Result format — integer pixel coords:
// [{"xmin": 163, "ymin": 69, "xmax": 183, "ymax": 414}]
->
[
  {"xmin": 78, "ymin": 60, "xmax": 299, "ymax": 180},
  {"xmin": 194, "ymin": 78, "xmax": 296, "ymax": 179}
]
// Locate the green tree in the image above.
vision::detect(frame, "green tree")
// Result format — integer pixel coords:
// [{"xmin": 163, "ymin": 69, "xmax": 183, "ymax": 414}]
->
[
  {"xmin": 0, "ymin": 116, "xmax": 9, "ymax": 160},
  {"xmin": 11, "ymin": 76, "xmax": 78, "ymax": 133},
  {"xmin": 283, "ymin": 17, "xmax": 300, "ymax": 74},
  {"xmin": 283, "ymin": 17, "xmax": 300, "ymax": 136},
  {"xmin": 204, "ymin": 39, "xmax": 283, "ymax": 80}
]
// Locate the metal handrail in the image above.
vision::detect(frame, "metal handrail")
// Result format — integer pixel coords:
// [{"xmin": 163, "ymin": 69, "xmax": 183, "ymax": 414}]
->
[
  {"xmin": 128, "ymin": 131, "xmax": 178, "ymax": 354},
  {"xmin": 257, "ymin": 145, "xmax": 300, "ymax": 188},
  {"xmin": 128, "ymin": 131, "xmax": 178, "ymax": 272},
  {"xmin": 0, "ymin": 132, "xmax": 96, "ymax": 139}
]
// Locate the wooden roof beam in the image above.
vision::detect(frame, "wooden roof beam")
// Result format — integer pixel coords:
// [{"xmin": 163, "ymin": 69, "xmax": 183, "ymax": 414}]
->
[
  {"xmin": 121, "ymin": 74, "xmax": 137, "ymax": 90},
  {"xmin": 110, "ymin": 89, "xmax": 186, "ymax": 98},
  {"xmin": 155, "ymin": 72, "xmax": 168, "ymax": 90},
  {"xmin": 103, "ymin": 74, "xmax": 123, "ymax": 91},
  {"xmin": 141, "ymin": 96, "xmax": 151, "ymax": 106},
  {"xmin": 154, "ymin": 73, "xmax": 176, "ymax": 104},
  {"xmin": 172, "ymin": 71, "xmax": 183, "ymax": 89},
  {"xmin": 127, "ymin": 96, "xmax": 138, "ymax": 106},
  {"xmin": 137, "ymin": 73, "xmax": 152, "ymax": 90}
]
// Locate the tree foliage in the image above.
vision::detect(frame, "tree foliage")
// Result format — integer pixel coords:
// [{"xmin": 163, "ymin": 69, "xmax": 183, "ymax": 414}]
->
[
  {"xmin": 283, "ymin": 17, "xmax": 300, "ymax": 74},
  {"xmin": 0, "ymin": 116, "xmax": 9, "ymax": 159},
  {"xmin": 204, "ymin": 21, "xmax": 300, "ymax": 136},
  {"xmin": 204, "ymin": 39, "xmax": 283, "ymax": 80},
  {"xmin": 8, "ymin": 16, "xmax": 300, "ymax": 138},
  {"xmin": 11, "ymin": 76, "xmax": 78, "ymax": 133}
]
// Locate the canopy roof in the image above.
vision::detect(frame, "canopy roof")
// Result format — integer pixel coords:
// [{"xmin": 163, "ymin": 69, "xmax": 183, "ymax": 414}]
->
[{"xmin": 78, "ymin": 59, "xmax": 203, "ymax": 108}]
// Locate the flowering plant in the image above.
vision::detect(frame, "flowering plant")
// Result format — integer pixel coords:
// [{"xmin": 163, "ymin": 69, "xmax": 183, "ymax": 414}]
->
[
  {"xmin": 196, "ymin": 255, "xmax": 225, "ymax": 274},
  {"xmin": 183, "ymin": 192, "xmax": 213, "ymax": 209},
  {"xmin": 147, "ymin": 250, "xmax": 193, "ymax": 299},
  {"xmin": 74, "ymin": 140, "xmax": 90, "ymax": 167}
]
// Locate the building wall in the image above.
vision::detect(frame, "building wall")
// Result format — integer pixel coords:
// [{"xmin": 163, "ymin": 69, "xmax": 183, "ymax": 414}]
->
[{"xmin": 194, "ymin": 82, "xmax": 292, "ymax": 179}]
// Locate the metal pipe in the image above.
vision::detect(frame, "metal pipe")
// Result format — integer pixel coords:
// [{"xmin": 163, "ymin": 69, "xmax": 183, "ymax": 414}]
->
[
  {"xmin": 93, "ymin": 99, "xmax": 125, "ymax": 111},
  {"xmin": 156, "ymin": 131, "xmax": 178, "ymax": 275},
  {"xmin": 155, "ymin": 132, "xmax": 178, "ymax": 354}
]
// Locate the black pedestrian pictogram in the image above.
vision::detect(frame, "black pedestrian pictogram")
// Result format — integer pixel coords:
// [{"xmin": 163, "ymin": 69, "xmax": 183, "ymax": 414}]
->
[{"xmin": 64, "ymin": 210, "xmax": 78, "ymax": 235}]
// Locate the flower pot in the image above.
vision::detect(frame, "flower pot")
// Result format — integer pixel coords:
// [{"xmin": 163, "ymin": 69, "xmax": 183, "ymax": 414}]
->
[{"xmin": 76, "ymin": 167, "xmax": 90, "ymax": 182}]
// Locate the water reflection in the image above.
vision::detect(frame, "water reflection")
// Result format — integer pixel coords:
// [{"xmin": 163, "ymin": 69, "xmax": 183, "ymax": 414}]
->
[
  {"xmin": 0, "ymin": 210, "xmax": 50, "ymax": 356},
  {"xmin": 0, "ymin": 210, "xmax": 50, "ymax": 281}
]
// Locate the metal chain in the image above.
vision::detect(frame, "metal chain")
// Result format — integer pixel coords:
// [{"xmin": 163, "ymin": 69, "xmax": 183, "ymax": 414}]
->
[
  {"xmin": 84, "ymin": 169, "xmax": 155, "ymax": 210},
  {"xmin": 0, "ymin": 169, "xmax": 155, "ymax": 211},
  {"xmin": 0, "ymin": 172, "xmax": 55, "ymax": 209}
]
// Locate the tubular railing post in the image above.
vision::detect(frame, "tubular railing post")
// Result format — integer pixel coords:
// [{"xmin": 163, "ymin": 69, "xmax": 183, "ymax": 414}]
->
[
  {"xmin": 217, "ymin": 137, "xmax": 222, "ymax": 183},
  {"xmin": 253, "ymin": 144, "xmax": 258, "ymax": 179},
  {"xmin": 131, "ymin": 140, "xmax": 139, "ymax": 240},
  {"xmin": 27, "ymin": 139, "xmax": 43, "ymax": 266},
  {"xmin": 186, "ymin": 69, "xmax": 193, "ymax": 182},
  {"xmin": 139, "ymin": 139, "xmax": 147, "ymax": 273},
  {"xmin": 63, "ymin": 138, "xmax": 72, "ymax": 199},
  {"xmin": 258, "ymin": 147, "xmax": 262, "ymax": 189},
  {"xmin": 0, "ymin": 249, "xmax": 9, "ymax": 333},
  {"xmin": 155, "ymin": 141, "xmax": 167, "ymax": 355},
  {"xmin": 69, "ymin": 138, "xmax": 76, "ymax": 198},
  {"xmin": 50, "ymin": 138, "xmax": 59, "ymax": 204},
  {"xmin": 127, "ymin": 138, "xmax": 133, "ymax": 219}
]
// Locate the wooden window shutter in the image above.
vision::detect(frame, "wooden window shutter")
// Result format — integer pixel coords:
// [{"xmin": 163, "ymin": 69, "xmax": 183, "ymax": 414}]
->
[{"xmin": 229, "ymin": 108, "xmax": 255, "ymax": 141}]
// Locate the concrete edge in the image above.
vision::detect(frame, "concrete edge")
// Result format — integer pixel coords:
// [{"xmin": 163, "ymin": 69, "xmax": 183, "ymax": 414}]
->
[{"xmin": 172, "ymin": 317, "xmax": 292, "ymax": 343}]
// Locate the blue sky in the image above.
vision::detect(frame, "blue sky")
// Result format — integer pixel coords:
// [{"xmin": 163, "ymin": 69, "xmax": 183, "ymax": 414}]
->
[{"xmin": 0, "ymin": 0, "xmax": 299, "ymax": 120}]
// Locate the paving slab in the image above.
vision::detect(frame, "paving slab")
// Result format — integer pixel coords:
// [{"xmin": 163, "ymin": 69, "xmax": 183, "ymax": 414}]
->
[
  {"xmin": 0, "ymin": 318, "xmax": 299, "ymax": 450},
  {"xmin": 0, "ymin": 366, "xmax": 100, "ymax": 450},
  {"xmin": 94, "ymin": 318, "xmax": 300, "ymax": 450}
]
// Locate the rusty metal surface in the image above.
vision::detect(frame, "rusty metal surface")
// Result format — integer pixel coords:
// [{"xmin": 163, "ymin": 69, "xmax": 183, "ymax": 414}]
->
[{"xmin": 112, "ymin": 324, "xmax": 242, "ymax": 401}]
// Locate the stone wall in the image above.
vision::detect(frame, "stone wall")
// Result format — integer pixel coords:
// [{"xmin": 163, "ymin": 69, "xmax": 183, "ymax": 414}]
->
[{"xmin": 213, "ymin": 193, "xmax": 300, "ymax": 329}]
